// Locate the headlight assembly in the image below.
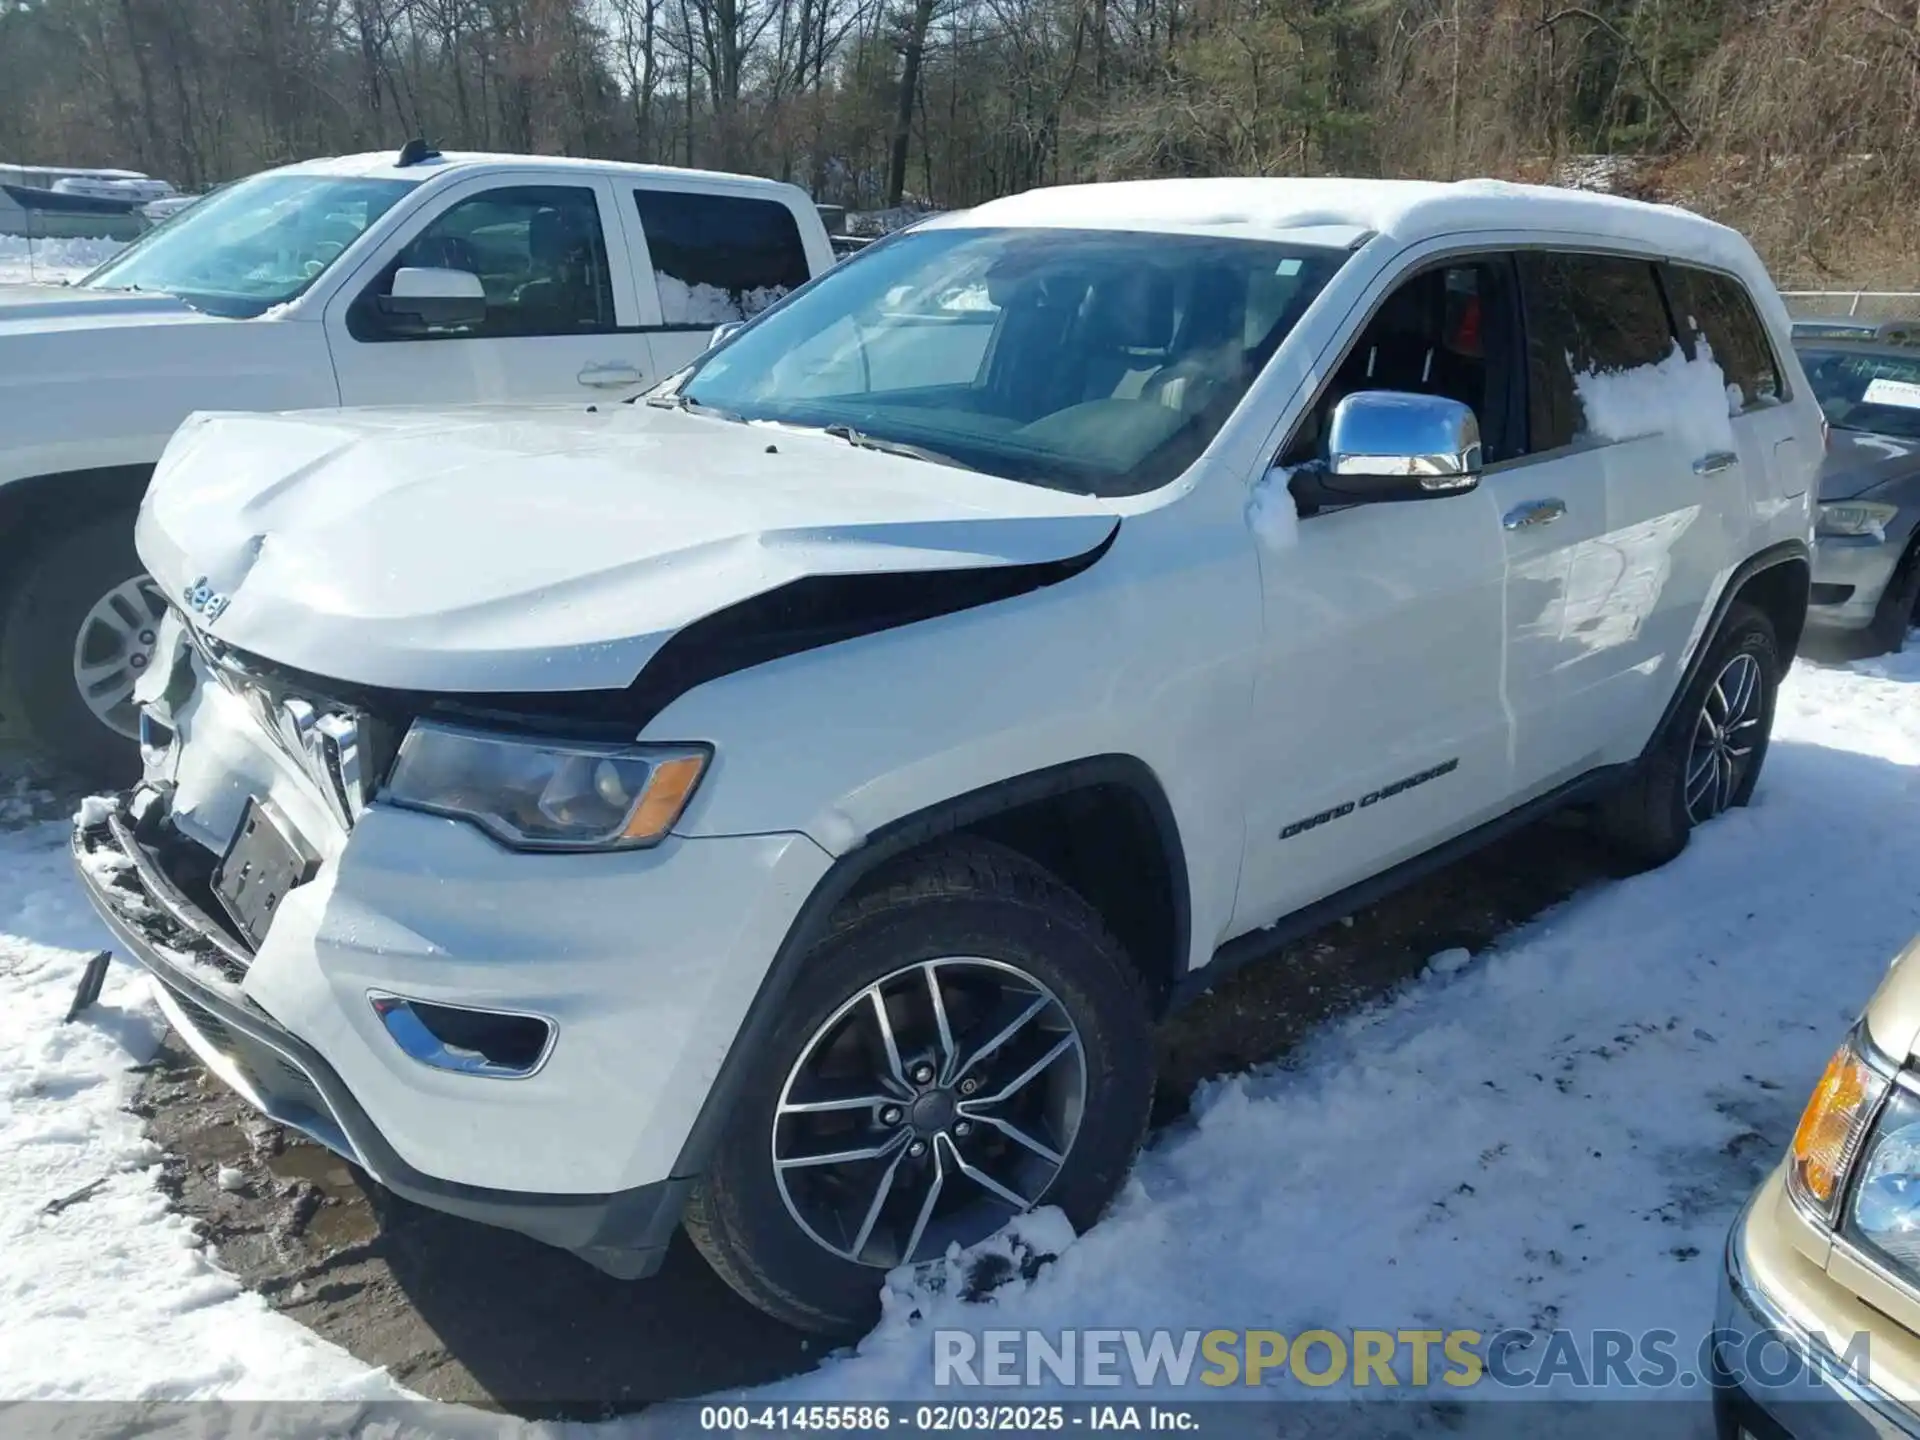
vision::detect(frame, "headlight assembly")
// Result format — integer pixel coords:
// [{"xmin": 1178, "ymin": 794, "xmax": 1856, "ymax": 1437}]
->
[
  {"xmin": 1817, "ymin": 501, "xmax": 1899, "ymax": 539},
  {"xmin": 383, "ymin": 722, "xmax": 709, "ymax": 851},
  {"xmin": 1848, "ymin": 1083, "xmax": 1920, "ymax": 1281}
]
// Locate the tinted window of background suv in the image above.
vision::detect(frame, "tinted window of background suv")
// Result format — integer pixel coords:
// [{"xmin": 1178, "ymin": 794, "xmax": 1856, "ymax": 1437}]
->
[
  {"xmin": 1663, "ymin": 264, "xmax": 1783, "ymax": 411},
  {"xmin": 1518, "ymin": 252, "xmax": 1676, "ymax": 450},
  {"xmin": 635, "ymin": 189, "xmax": 810, "ymax": 326}
]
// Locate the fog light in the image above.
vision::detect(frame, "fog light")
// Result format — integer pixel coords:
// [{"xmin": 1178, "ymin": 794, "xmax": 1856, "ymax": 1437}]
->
[{"xmin": 370, "ymin": 992, "xmax": 554, "ymax": 1078}]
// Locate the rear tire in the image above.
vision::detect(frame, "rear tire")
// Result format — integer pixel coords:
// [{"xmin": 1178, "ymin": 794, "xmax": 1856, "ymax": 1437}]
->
[
  {"xmin": 1596, "ymin": 601, "xmax": 1780, "ymax": 868},
  {"xmin": 1, "ymin": 511, "xmax": 156, "ymax": 783},
  {"xmin": 683, "ymin": 839, "xmax": 1155, "ymax": 1336}
]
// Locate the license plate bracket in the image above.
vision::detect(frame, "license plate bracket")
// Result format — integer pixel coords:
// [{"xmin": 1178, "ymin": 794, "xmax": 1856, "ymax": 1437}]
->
[{"xmin": 213, "ymin": 798, "xmax": 318, "ymax": 952}]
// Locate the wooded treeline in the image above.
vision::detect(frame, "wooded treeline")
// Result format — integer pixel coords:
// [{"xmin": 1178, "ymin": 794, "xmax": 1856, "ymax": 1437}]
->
[{"xmin": 6, "ymin": 0, "xmax": 1920, "ymax": 278}]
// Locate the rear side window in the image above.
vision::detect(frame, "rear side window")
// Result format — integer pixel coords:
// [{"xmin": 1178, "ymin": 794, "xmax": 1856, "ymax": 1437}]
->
[
  {"xmin": 1518, "ymin": 252, "xmax": 1675, "ymax": 449},
  {"xmin": 1664, "ymin": 264, "xmax": 1783, "ymax": 411},
  {"xmin": 635, "ymin": 189, "xmax": 810, "ymax": 326}
]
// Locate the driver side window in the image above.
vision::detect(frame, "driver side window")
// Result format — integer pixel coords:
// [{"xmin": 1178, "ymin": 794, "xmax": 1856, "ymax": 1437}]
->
[
  {"xmin": 1283, "ymin": 256, "xmax": 1524, "ymax": 468},
  {"xmin": 349, "ymin": 185, "xmax": 615, "ymax": 342}
]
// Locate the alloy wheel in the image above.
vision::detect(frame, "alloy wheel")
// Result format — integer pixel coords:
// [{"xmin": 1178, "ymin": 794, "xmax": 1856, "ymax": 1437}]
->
[
  {"xmin": 772, "ymin": 956, "xmax": 1088, "ymax": 1268},
  {"xmin": 70, "ymin": 576, "xmax": 168, "ymax": 739},
  {"xmin": 1685, "ymin": 651, "xmax": 1764, "ymax": 824}
]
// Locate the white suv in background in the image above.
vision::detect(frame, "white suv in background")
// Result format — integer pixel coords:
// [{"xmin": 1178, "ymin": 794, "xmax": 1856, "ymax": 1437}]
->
[
  {"xmin": 0, "ymin": 145, "xmax": 836, "ymax": 777},
  {"xmin": 74, "ymin": 177, "xmax": 1819, "ymax": 1334}
]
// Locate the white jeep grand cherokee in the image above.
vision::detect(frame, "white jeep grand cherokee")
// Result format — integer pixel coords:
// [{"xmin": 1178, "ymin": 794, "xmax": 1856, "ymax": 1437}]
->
[{"xmin": 74, "ymin": 177, "xmax": 1819, "ymax": 1334}]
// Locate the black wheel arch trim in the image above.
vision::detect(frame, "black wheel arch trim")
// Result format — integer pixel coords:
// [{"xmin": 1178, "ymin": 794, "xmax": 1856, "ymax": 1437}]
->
[
  {"xmin": 1643, "ymin": 538, "xmax": 1809, "ymax": 762},
  {"xmin": 0, "ymin": 464, "xmax": 154, "ymax": 587},
  {"xmin": 665, "ymin": 752, "xmax": 1191, "ymax": 1183}
]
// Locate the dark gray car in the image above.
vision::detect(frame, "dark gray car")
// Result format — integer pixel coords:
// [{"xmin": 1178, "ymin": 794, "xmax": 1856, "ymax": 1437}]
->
[{"xmin": 1796, "ymin": 340, "xmax": 1920, "ymax": 652}]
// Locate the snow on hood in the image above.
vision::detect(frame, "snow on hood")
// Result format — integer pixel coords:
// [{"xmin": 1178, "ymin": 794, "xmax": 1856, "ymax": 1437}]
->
[
  {"xmin": 137, "ymin": 404, "xmax": 1120, "ymax": 693},
  {"xmin": 0, "ymin": 284, "xmax": 206, "ymax": 327},
  {"xmin": 1820, "ymin": 426, "xmax": 1920, "ymax": 501}
]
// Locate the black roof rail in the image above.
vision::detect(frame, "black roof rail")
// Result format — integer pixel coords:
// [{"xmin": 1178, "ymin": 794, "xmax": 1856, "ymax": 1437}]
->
[{"xmin": 395, "ymin": 138, "xmax": 441, "ymax": 168}]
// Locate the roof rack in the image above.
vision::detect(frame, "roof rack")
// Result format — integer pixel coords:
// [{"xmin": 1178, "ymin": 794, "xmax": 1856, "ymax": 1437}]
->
[{"xmin": 395, "ymin": 138, "xmax": 441, "ymax": 168}]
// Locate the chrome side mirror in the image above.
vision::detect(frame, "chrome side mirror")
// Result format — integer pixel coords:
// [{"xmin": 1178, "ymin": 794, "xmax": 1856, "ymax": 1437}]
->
[{"xmin": 1322, "ymin": 391, "xmax": 1483, "ymax": 502}]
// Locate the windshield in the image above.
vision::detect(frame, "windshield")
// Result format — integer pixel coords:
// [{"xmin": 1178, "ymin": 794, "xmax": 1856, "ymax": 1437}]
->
[
  {"xmin": 82, "ymin": 173, "xmax": 417, "ymax": 318},
  {"xmin": 680, "ymin": 227, "xmax": 1347, "ymax": 496},
  {"xmin": 1801, "ymin": 346, "xmax": 1920, "ymax": 441}
]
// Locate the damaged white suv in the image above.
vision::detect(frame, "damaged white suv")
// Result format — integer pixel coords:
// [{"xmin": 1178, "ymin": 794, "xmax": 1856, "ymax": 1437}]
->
[{"xmin": 75, "ymin": 178, "xmax": 1820, "ymax": 1334}]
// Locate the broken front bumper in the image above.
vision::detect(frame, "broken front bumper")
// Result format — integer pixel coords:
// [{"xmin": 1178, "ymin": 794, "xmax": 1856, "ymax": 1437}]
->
[{"xmin": 73, "ymin": 791, "xmax": 688, "ymax": 1279}]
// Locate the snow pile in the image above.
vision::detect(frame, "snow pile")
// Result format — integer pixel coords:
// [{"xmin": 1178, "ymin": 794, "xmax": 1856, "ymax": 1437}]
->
[
  {"xmin": 655, "ymin": 271, "xmax": 789, "ymax": 325},
  {"xmin": 1573, "ymin": 340, "xmax": 1739, "ymax": 455},
  {"xmin": 1246, "ymin": 464, "xmax": 1300, "ymax": 550},
  {"xmin": 0, "ymin": 812, "xmax": 408, "ymax": 1401},
  {"xmin": 753, "ymin": 648, "xmax": 1920, "ymax": 1402},
  {"xmin": 0, "ymin": 234, "xmax": 126, "ymax": 285}
]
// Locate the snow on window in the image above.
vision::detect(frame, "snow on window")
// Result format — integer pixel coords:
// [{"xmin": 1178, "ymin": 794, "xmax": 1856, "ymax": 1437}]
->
[
  {"xmin": 936, "ymin": 283, "xmax": 996, "ymax": 312},
  {"xmin": 1571, "ymin": 340, "xmax": 1739, "ymax": 455},
  {"xmin": 655, "ymin": 271, "xmax": 790, "ymax": 325},
  {"xmin": 1247, "ymin": 464, "xmax": 1301, "ymax": 550}
]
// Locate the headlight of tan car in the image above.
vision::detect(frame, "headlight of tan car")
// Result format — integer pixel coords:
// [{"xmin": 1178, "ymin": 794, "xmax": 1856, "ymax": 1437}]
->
[{"xmin": 383, "ymin": 721, "xmax": 710, "ymax": 851}]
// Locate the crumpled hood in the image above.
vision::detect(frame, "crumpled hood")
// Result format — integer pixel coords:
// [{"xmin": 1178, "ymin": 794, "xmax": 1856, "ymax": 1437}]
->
[
  {"xmin": 138, "ymin": 404, "xmax": 1120, "ymax": 692},
  {"xmin": 0, "ymin": 283, "xmax": 207, "ymax": 327},
  {"xmin": 1820, "ymin": 427, "xmax": 1920, "ymax": 501}
]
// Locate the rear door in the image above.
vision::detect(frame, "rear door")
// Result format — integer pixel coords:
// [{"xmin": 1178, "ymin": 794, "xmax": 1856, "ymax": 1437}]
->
[
  {"xmin": 1511, "ymin": 250, "xmax": 1728, "ymax": 771},
  {"xmin": 615, "ymin": 184, "xmax": 816, "ymax": 378},
  {"xmin": 326, "ymin": 173, "xmax": 657, "ymax": 405}
]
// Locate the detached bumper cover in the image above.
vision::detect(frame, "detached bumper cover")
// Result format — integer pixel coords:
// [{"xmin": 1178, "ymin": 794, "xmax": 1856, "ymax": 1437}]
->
[{"xmin": 73, "ymin": 793, "xmax": 684, "ymax": 1279}]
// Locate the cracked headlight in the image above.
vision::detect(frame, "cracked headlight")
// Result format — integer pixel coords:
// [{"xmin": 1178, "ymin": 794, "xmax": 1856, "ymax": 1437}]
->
[
  {"xmin": 383, "ymin": 722, "xmax": 709, "ymax": 851},
  {"xmin": 1818, "ymin": 501, "xmax": 1899, "ymax": 539}
]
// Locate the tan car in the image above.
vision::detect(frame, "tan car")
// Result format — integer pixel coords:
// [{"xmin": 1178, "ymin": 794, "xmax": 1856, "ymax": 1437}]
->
[{"xmin": 1719, "ymin": 932, "xmax": 1920, "ymax": 1437}]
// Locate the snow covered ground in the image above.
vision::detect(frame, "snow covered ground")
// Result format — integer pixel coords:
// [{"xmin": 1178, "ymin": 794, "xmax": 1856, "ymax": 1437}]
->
[
  {"xmin": 0, "ymin": 233, "xmax": 126, "ymax": 285},
  {"xmin": 2, "ymin": 644, "xmax": 1916, "ymax": 1424}
]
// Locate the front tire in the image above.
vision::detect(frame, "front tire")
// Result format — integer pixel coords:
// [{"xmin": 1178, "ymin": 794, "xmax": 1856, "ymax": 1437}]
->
[
  {"xmin": 1867, "ymin": 542, "xmax": 1920, "ymax": 656},
  {"xmin": 683, "ymin": 840, "xmax": 1155, "ymax": 1336},
  {"xmin": 1596, "ymin": 601, "xmax": 1780, "ymax": 867},
  {"xmin": 1, "ymin": 512, "xmax": 158, "ymax": 783}
]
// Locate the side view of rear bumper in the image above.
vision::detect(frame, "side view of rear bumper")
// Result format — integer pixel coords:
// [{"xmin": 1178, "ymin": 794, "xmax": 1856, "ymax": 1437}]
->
[{"xmin": 73, "ymin": 790, "xmax": 686, "ymax": 1280}]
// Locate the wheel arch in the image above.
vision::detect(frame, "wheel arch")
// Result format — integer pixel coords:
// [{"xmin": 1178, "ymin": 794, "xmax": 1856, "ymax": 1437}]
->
[
  {"xmin": 667, "ymin": 754, "xmax": 1190, "ymax": 1181},
  {"xmin": 0, "ymin": 466, "xmax": 154, "ymax": 596},
  {"xmin": 1644, "ymin": 540, "xmax": 1809, "ymax": 762}
]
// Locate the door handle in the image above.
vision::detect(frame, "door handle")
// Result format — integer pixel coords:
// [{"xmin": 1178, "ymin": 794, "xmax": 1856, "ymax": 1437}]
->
[
  {"xmin": 1503, "ymin": 498, "xmax": 1567, "ymax": 531},
  {"xmin": 577, "ymin": 363, "xmax": 645, "ymax": 388},
  {"xmin": 1693, "ymin": 451, "xmax": 1739, "ymax": 475}
]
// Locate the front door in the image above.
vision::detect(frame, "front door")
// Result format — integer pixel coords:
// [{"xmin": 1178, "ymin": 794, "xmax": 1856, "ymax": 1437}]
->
[
  {"xmin": 1231, "ymin": 256, "xmax": 1522, "ymax": 932},
  {"xmin": 325, "ymin": 175, "xmax": 657, "ymax": 407}
]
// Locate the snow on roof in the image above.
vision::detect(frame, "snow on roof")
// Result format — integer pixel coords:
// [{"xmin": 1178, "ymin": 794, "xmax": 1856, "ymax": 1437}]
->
[
  {"xmin": 939, "ymin": 176, "xmax": 1759, "ymax": 273},
  {"xmin": 278, "ymin": 150, "xmax": 807, "ymax": 196}
]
